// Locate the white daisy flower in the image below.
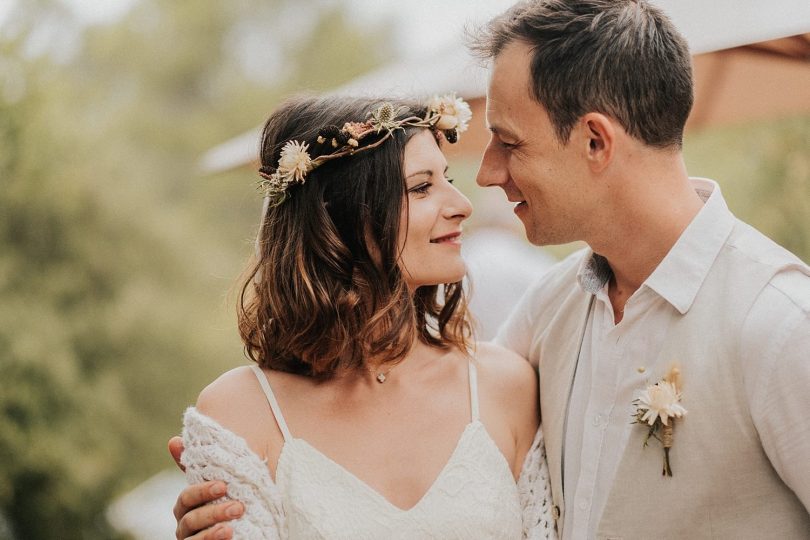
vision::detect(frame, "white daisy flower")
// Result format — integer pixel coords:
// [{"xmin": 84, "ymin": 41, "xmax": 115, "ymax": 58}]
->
[
  {"xmin": 635, "ymin": 381, "xmax": 687, "ymax": 426},
  {"xmin": 277, "ymin": 140, "xmax": 312, "ymax": 183},
  {"xmin": 430, "ymin": 93, "xmax": 473, "ymax": 133}
]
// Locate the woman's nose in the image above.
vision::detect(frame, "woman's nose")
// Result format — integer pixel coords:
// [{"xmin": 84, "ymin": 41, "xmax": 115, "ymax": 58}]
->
[{"xmin": 445, "ymin": 186, "xmax": 473, "ymax": 220}]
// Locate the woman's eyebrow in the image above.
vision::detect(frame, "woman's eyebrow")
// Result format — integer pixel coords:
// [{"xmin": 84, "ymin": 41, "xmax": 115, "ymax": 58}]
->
[
  {"xmin": 405, "ymin": 165, "xmax": 448, "ymax": 180},
  {"xmin": 405, "ymin": 169, "xmax": 433, "ymax": 179}
]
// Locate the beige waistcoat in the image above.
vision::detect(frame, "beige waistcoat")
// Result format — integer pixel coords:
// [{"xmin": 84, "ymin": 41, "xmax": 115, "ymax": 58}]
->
[{"xmin": 532, "ymin": 224, "xmax": 810, "ymax": 539}]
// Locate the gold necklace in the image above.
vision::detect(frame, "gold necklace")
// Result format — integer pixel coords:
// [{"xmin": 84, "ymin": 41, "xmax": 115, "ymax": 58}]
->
[{"xmin": 368, "ymin": 363, "xmax": 396, "ymax": 383}]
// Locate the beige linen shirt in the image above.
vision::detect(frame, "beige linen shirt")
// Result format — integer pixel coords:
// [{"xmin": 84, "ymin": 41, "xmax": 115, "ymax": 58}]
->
[{"xmin": 495, "ymin": 178, "xmax": 810, "ymax": 538}]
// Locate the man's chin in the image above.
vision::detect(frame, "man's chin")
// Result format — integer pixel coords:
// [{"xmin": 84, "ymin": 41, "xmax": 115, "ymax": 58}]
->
[{"xmin": 523, "ymin": 224, "xmax": 564, "ymax": 247}]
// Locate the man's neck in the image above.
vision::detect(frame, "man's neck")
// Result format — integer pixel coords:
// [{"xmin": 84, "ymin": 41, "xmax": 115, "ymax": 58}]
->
[{"xmin": 588, "ymin": 162, "xmax": 703, "ymax": 318}]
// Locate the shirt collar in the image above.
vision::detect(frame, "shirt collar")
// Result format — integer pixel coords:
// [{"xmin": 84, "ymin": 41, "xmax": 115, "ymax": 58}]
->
[
  {"xmin": 577, "ymin": 178, "xmax": 736, "ymax": 314},
  {"xmin": 577, "ymin": 250, "xmax": 611, "ymax": 295}
]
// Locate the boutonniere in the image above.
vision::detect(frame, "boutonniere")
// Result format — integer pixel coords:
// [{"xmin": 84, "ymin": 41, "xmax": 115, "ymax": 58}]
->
[{"xmin": 632, "ymin": 365, "xmax": 687, "ymax": 476}]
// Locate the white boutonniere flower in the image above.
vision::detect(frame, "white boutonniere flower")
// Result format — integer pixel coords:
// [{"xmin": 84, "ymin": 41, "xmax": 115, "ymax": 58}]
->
[{"xmin": 632, "ymin": 365, "xmax": 686, "ymax": 476}]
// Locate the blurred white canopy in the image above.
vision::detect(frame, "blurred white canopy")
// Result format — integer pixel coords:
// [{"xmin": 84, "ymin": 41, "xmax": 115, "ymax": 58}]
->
[
  {"xmin": 107, "ymin": 469, "xmax": 187, "ymax": 540},
  {"xmin": 200, "ymin": 0, "xmax": 810, "ymax": 174}
]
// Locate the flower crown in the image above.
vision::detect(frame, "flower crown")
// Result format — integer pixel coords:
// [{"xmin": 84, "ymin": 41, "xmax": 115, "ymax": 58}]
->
[{"xmin": 258, "ymin": 94, "xmax": 472, "ymax": 206}]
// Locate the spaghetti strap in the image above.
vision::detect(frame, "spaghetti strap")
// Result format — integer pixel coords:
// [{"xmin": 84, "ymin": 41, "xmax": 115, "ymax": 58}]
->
[
  {"xmin": 249, "ymin": 364, "xmax": 293, "ymax": 442},
  {"xmin": 468, "ymin": 360, "xmax": 480, "ymax": 422}
]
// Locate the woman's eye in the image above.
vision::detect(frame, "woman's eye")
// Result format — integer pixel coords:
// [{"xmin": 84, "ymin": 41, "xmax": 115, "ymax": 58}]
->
[
  {"xmin": 409, "ymin": 182, "xmax": 431, "ymax": 195},
  {"xmin": 445, "ymin": 177, "xmax": 455, "ymax": 185}
]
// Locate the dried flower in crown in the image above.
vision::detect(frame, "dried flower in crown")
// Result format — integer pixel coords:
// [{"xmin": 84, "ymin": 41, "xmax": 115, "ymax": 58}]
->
[
  {"xmin": 428, "ymin": 93, "xmax": 472, "ymax": 132},
  {"xmin": 258, "ymin": 94, "xmax": 472, "ymax": 206}
]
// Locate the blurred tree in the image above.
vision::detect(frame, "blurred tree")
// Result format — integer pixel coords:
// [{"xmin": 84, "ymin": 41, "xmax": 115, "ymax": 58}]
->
[{"xmin": 0, "ymin": 0, "xmax": 392, "ymax": 538}]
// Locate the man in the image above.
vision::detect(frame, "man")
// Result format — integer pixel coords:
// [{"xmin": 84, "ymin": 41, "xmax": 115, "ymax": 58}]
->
[{"xmin": 171, "ymin": 1, "xmax": 810, "ymax": 538}]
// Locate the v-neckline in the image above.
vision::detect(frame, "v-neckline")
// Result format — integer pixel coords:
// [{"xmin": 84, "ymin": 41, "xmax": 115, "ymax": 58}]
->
[{"xmin": 277, "ymin": 420, "xmax": 483, "ymax": 513}]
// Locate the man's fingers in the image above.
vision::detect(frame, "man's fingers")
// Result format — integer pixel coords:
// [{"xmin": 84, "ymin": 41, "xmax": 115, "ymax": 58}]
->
[
  {"xmin": 168, "ymin": 436, "xmax": 185, "ymax": 472},
  {"xmin": 176, "ymin": 501, "xmax": 243, "ymax": 540},
  {"xmin": 183, "ymin": 523, "xmax": 234, "ymax": 540},
  {"xmin": 173, "ymin": 481, "xmax": 226, "ymax": 520}
]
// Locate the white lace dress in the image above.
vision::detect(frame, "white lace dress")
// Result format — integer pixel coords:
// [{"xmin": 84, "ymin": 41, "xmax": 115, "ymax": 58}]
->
[{"xmin": 182, "ymin": 363, "xmax": 557, "ymax": 539}]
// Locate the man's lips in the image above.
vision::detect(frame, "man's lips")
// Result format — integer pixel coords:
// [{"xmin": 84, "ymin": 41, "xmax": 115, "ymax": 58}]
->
[
  {"xmin": 430, "ymin": 232, "xmax": 462, "ymax": 243},
  {"xmin": 507, "ymin": 196, "xmax": 527, "ymax": 206}
]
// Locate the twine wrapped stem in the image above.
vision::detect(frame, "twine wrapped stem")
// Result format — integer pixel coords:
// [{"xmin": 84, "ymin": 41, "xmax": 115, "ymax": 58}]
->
[{"xmin": 661, "ymin": 423, "xmax": 674, "ymax": 476}]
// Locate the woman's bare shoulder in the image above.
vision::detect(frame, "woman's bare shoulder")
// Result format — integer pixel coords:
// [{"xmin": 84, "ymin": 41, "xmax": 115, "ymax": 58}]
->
[
  {"xmin": 195, "ymin": 365, "xmax": 283, "ymax": 454},
  {"xmin": 473, "ymin": 342, "xmax": 539, "ymax": 476},
  {"xmin": 473, "ymin": 341, "xmax": 537, "ymax": 396},
  {"xmin": 473, "ymin": 341, "xmax": 538, "ymax": 426},
  {"xmin": 196, "ymin": 366, "xmax": 260, "ymax": 416}
]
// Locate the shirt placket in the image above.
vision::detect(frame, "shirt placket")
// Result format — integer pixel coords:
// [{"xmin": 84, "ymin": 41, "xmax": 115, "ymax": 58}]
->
[{"xmin": 569, "ymin": 294, "xmax": 623, "ymax": 538}]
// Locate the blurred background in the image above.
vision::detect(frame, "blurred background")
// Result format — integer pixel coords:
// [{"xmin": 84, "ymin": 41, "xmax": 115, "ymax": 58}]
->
[{"xmin": 1, "ymin": 0, "xmax": 808, "ymax": 538}]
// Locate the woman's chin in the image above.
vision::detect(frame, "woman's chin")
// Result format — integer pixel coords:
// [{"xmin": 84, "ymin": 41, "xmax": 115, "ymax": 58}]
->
[{"xmin": 408, "ymin": 269, "xmax": 467, "ymax": 289}]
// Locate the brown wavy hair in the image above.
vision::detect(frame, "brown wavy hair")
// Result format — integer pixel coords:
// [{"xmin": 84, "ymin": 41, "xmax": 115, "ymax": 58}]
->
[{"xmin": 238, "ymin": 95, "xmax": 473, "ymax": 379}]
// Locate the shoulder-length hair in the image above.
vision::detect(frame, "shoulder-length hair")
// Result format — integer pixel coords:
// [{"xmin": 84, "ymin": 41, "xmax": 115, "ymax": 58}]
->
[{"xmin": 238, "ymin": 95, "xmax": 472, "ymax": 379}]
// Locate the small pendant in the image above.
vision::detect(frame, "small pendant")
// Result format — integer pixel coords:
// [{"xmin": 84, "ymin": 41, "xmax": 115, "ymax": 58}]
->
[{"xmin": 376, "ymin": 372, "xmax": 386, "ymax": 383}]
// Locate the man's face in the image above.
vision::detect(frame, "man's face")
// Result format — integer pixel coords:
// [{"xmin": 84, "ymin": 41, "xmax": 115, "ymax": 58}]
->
[{"xmin": 476, "ymin": 40, "xmax": 588, "ymax": 246}]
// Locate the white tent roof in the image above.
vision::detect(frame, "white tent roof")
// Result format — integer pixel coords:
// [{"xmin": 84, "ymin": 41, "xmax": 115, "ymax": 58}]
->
[
  {"xmin": 333, "ymin": 0, "xmax": 810, "ymax": 99},
  {"xmin": 200, "ymin": 0, "xmax": 810, "ymax": 174},
  {"xmin": 661, "ymin": 0, "xmax": 810, "ymax": 53}
]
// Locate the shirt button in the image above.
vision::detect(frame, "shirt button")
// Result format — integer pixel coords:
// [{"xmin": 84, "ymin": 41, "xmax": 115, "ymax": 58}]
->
[
  {"xmin": 551, "ymin": 505, "xmax": 560, "ymax": 520},
  {"xmin": 592, "ymin": 414, "xmax": 602, "ymax": 426},
  {"xmin": 578, "ymin": 498, "xmax": 589, "ymax": 510}
]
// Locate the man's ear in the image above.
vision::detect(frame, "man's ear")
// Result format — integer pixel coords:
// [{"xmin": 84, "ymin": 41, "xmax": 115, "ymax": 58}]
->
[{"xmin": 581, "ymin": 112, "xmax": 615, "ymax": 173}]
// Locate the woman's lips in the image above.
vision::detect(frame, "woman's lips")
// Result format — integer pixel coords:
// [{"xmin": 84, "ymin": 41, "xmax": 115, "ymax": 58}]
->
[{"xmin": 430, "ymin": 232, "xmax": 462, "ymax": 244}]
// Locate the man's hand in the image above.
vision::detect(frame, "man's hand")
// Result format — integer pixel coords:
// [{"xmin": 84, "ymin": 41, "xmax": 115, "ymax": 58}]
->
[
  {"xmin": 168, "ymin": 436, "xmax": 186, "ymax": 472},
  {"xmin": 169, "ymin": 437, "xmax": 244, "ymax": 540}
]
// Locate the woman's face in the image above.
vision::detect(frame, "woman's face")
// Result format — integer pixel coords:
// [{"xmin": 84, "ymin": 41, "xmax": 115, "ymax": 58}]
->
[{"xmin": 398, "ymin": 130, "xmax": 472, "ymax": 289}]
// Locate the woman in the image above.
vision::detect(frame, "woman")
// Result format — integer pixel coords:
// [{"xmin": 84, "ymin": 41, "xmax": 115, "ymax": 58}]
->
[{"xmin": 179, "ymin": 94, "xmax": 555, "ymax": 539}]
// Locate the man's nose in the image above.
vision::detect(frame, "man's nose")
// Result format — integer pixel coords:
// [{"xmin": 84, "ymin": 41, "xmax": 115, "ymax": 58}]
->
[{"xmin": 475, "ymin": 140, "xmax": 508, "ymax": 188}]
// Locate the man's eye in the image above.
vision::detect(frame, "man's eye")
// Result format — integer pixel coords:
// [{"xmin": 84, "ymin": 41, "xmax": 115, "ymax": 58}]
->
[{"xmin": 500, "ymin": 141, "xmax": 517, "ymax": 150}]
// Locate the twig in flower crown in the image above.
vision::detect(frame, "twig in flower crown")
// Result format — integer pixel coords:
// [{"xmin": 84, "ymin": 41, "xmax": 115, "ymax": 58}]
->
[{"xmin": 257, "ymin": 94, "xmax": 472, "ymax": 207}]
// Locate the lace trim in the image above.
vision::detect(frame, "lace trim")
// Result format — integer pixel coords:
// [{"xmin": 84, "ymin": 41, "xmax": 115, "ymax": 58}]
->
[
  {"xmin": 182, "ymin": 407, "xmax": 285, "ymax": 539},
  {"xmin": 518, "ymin": 427, "xmax": 558, "ymax": 539}
]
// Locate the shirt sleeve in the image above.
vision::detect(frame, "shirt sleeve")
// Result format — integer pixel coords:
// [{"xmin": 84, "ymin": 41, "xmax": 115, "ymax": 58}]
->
[
  {"xmin": 182, "ymin": 407, "xmax": 285, "ymax": 539},
  {"xmin": 493, "ymin": 279, "xmax": 543, "ymax": 366},
  {"xmin": 494, "ymin": 249, "xmax": 585, "ymax": 369},
  {"xmin": 742, "ymin": 269, "xmax": 810, "ymax": 511}
]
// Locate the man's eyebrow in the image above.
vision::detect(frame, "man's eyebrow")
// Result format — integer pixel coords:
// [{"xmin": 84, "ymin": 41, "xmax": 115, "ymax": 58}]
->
[{"xmin": 488, "ymin": 125, "xmax": 517, "ymax": 139}]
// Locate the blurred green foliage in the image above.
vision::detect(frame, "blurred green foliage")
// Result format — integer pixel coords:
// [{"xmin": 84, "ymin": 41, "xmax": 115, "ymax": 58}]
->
[
  {"xmin": 684, "ymin": 116, "xmax": 810, "ymax": 262},
  {"xmin": 0, "ymin": 0, "xmax": 391, "ymax": 538}
]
